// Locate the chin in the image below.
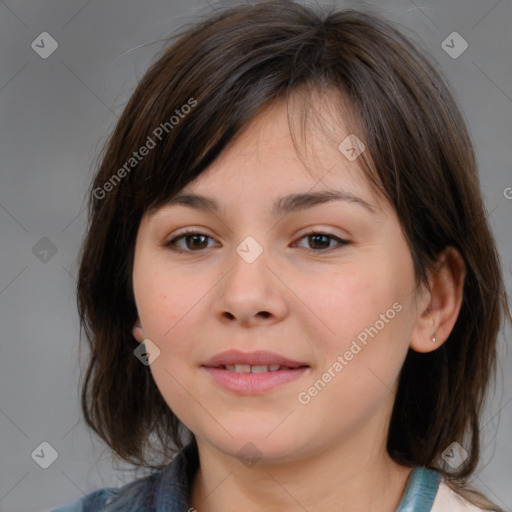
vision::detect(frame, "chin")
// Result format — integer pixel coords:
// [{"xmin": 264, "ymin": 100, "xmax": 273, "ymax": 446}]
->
[{"xmin": 202, "ymin": 427, "xmax": 308, "ymax": 465}]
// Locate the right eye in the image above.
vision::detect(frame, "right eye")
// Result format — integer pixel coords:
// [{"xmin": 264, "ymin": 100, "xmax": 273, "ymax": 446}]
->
[{"xmin": 164, "ymin": 230, "xmax": 220, "ymax": 252}]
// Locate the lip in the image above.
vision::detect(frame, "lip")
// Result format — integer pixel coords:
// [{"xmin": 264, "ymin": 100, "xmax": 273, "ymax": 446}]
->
[
  {"xmin": 203, "ymin": 367, "xmax": 309, "ymax": 395},
  {"xmin": 201, "ymin": 350, "xmax": 310, "ymax": 395},
  {"xmin": 202, "ymin": 349, "xmax": 309, "ymax": 368}
]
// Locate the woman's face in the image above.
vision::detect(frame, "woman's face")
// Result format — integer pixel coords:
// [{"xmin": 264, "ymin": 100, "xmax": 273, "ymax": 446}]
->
[{"xmin": 132, "ymin": 99, "xmax": 427, "ymax": 463}]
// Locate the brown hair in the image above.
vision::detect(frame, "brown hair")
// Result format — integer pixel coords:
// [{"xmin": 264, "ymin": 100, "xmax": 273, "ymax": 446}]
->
[{"xmin": 76, "ymin": 1, "xmax": 509, "ymax": 508}]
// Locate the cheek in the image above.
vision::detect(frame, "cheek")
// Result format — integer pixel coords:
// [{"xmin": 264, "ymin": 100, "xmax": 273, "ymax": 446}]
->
[
  {"xmin": 303, "ymin": 258, "xmax": 414, "ymax": 395},
  {"xmin": 137, "ymin": 271, "xmax": 205, "ymax": 423},
  {"xmin": 308, "ymin": 265, "xmax": 404, "ymax": 344},
  {"xmin": 135, "ymin": 268, "xmax": 201, "ymax": 343},
  {"xmin": 298, "ymin": 275, "xmax": 410, "ymax": 431}
]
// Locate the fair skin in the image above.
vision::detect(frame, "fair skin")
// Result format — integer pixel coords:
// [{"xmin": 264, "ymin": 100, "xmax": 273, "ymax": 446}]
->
[{"xmin": 131, "ymin": 97, "xmax": 465, "ymax": 512}]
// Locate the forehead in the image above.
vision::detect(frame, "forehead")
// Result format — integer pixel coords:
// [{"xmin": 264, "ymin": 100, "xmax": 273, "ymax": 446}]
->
[{"xmin": 182, "ymin": 95, "xmax": 376, "ymax": 202}]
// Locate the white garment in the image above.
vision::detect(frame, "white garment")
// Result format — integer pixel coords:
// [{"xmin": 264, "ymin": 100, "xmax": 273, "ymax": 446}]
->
[{"xmin": 431, "ymin": 481, "xmax": 490, "ymax": 511}]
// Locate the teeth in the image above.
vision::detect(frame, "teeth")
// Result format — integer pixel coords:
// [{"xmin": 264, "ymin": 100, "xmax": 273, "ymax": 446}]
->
[
  {"xmin": 235, "ymin": 364, "xmax": 251, "ymax": 373},
  {"xmin": 224, "ymin": 364, "xmax": 285, "ymax": 373},
  {"xmin": 250, "ymin": 365, "xmax": 269, "ymax": 373}
]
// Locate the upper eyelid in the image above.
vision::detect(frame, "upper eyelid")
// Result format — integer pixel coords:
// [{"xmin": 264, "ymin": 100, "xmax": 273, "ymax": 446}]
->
[
  {"xmin": 169, "ymin": 228, "xmax": 218, "ymax": 241},
  {"xmin": 168, "ymin": 224, "xmax": 348, "ymax": 238}
]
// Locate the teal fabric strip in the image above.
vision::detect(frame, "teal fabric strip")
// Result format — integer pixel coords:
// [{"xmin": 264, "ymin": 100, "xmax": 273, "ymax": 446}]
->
[{"xmin": 395, "ymin": 467, "xmax": 442, "ymax": 512}]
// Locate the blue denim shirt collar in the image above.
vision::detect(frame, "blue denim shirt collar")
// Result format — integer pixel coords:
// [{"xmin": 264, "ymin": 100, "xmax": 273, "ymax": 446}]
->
[
  {"xmin": 95, "ymin": 441, "xmax": 199, "ymax": 512},
  {"xmin": 153, "ymin": 440, "xmax": 199, "ymax": 511},
  {"xmin": 395, "ymin": 466, "xmax": 442, "ymax": 512}
]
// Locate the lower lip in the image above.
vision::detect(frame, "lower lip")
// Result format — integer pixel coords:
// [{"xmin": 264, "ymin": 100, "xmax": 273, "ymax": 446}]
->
[{"xmin": 203, "ymin": 366, "xmax": 309, "ymax": 395}]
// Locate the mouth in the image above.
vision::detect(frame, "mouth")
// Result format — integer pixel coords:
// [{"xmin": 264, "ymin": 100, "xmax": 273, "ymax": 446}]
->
[
  {"xmin": 201, "ymin": 350, "xmax": 310, "ymax": 394},
  {"xmin": 215, "ymin": 364, "xmax": 307, "ymax": 373},
  {"xmin": 202, "ymin": 349, "xmax": 309, "ymax": 369}
]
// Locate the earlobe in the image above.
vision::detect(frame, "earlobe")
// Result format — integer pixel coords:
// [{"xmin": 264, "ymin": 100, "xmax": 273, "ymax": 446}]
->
[
  {"xmin": 132, "ymin": 319, "xmax": 145, "ymax": 343},
  {"xmin": 410, "ymin": 247, "xmax": 466, "ymax": 353}
]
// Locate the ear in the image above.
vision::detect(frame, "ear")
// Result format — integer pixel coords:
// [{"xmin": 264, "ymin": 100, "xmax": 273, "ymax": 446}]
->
[
  {"xmin": 410, "ymin": 247, "xmax": 466, "ymax": 353},
  {"xmin": 132, "ymin": 318, "xmax": 145, "ymax": 343}
]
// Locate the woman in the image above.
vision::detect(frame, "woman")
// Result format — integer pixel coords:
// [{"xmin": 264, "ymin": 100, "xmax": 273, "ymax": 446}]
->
[{"xmin": 52, "ymin": 2, "xmax": 509, "ymax": 510}]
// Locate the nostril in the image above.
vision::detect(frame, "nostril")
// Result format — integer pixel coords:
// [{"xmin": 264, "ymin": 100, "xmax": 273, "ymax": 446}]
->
[{"xmin": 258, "ymin": 311, "xmax": 271, "ymax": 318}]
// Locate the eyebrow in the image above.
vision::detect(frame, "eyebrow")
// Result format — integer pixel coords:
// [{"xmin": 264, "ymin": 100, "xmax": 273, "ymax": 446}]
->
[{"xmin": 164, "ymin": 189, "xmax": 376, "ymax": 215}]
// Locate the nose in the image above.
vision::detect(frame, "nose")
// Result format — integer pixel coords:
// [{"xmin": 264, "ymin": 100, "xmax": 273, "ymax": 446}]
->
[{"xmin": 212, "ymin": 243, "xmax": 289, "ymax": 327}]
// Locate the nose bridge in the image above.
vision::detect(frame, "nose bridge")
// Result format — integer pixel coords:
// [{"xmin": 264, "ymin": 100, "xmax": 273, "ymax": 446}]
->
[
  {"xmin": 213, "ymin": 234, "xmax": 288, "ymax": 324},
  {"xmin": 227, "ymin": 234, "xmax": 271, "ymax": 292},
  {"xmin": 235, "ymin": 235, "xmax": 265, "ymax": 266}
]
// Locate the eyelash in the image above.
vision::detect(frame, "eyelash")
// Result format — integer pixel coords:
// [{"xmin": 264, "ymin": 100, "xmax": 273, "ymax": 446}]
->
[{"xmin": 164, "ymin": 229, "xmax": 350, "ymax": 253}]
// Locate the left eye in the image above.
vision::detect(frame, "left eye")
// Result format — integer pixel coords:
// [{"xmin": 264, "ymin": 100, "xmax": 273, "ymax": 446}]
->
[
  {"xmin": 165, "ymin": 231, "xmax": 348, "ymax": 252},
  {"xmin": 294, "ymin": 232, "xmax": 349, "ymax": 251}
]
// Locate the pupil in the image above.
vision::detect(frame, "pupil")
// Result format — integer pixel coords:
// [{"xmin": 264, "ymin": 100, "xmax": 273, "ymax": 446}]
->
[
  {"xmin": 188, "ymin": 235, "xmax": 207, "ymax": 249},
  {"xmin": 310, "ymin": 234, "xmax": 329, "ymax": 249}
]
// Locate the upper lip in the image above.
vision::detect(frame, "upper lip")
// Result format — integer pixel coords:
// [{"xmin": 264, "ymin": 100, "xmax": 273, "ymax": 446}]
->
[{"xmin": 202, "ymin": 350, "xmax": 309, "ymax": 368}]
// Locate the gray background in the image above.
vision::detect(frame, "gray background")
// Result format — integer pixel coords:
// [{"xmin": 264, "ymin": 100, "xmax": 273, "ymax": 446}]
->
[{"xmin": 1, "ymin": 0, "xmax": 511, "ymax": 511}]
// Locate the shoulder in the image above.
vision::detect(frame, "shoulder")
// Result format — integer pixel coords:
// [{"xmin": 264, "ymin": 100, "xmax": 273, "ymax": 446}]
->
[
  {"xmin": 431, "ymin": 480, "xmax": 494, "ymax": 512},
  {"xmin": 50, "ymin": 441, "xmax": 199, "ymax": 512},
  {"xmin": 49, "ymin": 487, "xmax": 115, "ymax": 512},
  {"xmin": 50, "ymin": 470, "xmax": 160, "ymax": 512}
]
